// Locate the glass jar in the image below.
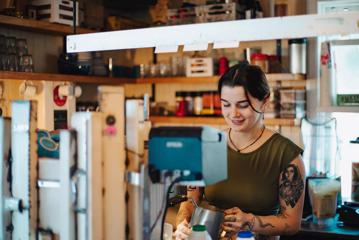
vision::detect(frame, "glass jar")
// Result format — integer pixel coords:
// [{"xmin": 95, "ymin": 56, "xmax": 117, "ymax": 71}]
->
[
  {"xmin": 16, "ymin": 38, "xmax": 28, "ymax": 56},
  {"xmin": 19, "ymin": 54, "xmax": 33, "ymax": 72},
  {"xmin": 202, "ymin": 91, "xmax": 214, "ymax": 115},
  {"xmin": 193, "ymin": 92, "xmax": 203, "ymax": 116},
  {"xmin": 7, "ymin": 54, "xmax": 19, "ymax": 71},
  {"xmin": 5, "ymin": 36, "xmax": 17, "ymax": 54},
  {"xmin": 185, "ymin": 92, "xmax": 194, "ymax": 116},
  {"xmin": 251, "ymin": 53, "xmax": 268, "ymax": 73}
]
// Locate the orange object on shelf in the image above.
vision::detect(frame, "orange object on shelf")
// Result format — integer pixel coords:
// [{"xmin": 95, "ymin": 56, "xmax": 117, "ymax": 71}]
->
[
  {"xmin": 251, "ymin": 53, "xmax": 268, "ymax": 73},
  {"xmin": 201, "ymin": 91, "xmax": 214, "ymax": 115}
]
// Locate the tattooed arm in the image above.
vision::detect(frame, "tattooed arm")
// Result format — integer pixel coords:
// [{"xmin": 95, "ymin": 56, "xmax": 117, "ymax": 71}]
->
[
  {"xmin": 175, "ymin": 186, "xmax": 203, "ymax": 226},
  {"xmin": 222, "ymin": 155, "xmax": 305, "ymax": 237}
]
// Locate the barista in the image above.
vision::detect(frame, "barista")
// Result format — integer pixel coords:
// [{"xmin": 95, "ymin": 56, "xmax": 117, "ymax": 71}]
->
[{"xmin": 174, "ymin": 62, "xmax": 305, "ymax": 240}]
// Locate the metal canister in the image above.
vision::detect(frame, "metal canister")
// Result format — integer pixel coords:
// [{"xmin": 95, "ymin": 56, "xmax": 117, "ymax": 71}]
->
[{"xmin": 289, "ymin": 38, "xmax": 307, "ymax": 74}]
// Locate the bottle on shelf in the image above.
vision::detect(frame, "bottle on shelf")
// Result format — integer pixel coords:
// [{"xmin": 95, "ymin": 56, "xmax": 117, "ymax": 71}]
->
[
  {"xmin": 201, "ymin": 91, "xmax": 215, "ymax": 115},
  {"xmin": 188, "ymin": 225, "xmax": 212, "ymax": 240},
  {"xmin": 185, "ymin": 91, "xmax": 194, "ymax": 116},
  {"xmin": 193, "ymin": 92, "xmax": 203, "ymax": 116},
  {"xmin": 251, "ymin": 53, "xmax": 269, "ymax": 73},
  {"xmin": 175, "ymin": 91, "xmax": 187, "ymax": 116}
]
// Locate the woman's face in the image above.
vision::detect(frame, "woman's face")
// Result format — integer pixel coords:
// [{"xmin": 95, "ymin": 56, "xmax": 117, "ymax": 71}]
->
[
  {"xmin": 220, "ymin": 86, "xmax": 265, "ymax": 132},
  {"xmin": 285, "ymin": 166, "xmax": 295, "ymax": 182}
]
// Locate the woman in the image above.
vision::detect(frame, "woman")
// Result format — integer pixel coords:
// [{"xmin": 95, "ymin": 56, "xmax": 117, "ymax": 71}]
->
[{"xmin": 174, "ymin": 62, "xmax": 305, "ymax": 240}]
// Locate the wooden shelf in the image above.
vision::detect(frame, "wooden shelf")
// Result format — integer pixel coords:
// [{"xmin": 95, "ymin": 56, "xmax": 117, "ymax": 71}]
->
[
  {"xmin": 137, "ymin": 76, "xmax": 218, "ymax": 84},
  {"xmin": 136, "ymin": 73, "xmax": 306, "ymax": 85},
  {"xmin": 0, "ymin": 71, "xmax": 135, "ymax": 85},
  {"xmin": 0, "ymin": 15, "xmax": 94, "ymax": 35},
  {"xmin": 0, "ymin": 72, "xmax": 307, "ymax": 86},
  {"xmin": 149, "ymin": 116, "xmax": 301, "ymax": 126}
]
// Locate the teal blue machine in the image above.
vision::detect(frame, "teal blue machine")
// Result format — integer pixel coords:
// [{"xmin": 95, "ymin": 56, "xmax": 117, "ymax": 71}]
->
[{"xmin": 149, "ymin": 126, "xmax": 227, "ymax": 185}]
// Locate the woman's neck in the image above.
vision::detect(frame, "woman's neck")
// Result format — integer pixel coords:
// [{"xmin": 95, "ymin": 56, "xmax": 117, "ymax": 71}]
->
[{"xmin": 229, "ymin": 123, "xmax": 265, "ymax": 151}]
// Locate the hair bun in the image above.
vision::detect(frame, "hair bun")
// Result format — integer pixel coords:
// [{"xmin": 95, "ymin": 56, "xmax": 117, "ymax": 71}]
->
[{"xmin": 237, "ymin": 60, "xmax": 249, "ymax": 68}]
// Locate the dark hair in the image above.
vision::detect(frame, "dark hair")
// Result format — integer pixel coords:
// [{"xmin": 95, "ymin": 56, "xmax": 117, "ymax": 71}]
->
[
  {"xmin": 218, "ymin": 61, "xmax": 270, "ymax": 102},
  {"xmin": 281, "ymin": 164, "xmax": 300, "ymax": 182}
]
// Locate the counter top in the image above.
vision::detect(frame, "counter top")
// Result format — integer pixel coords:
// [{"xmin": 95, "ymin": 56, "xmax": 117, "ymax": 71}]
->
[{"xmin": 282, "ymin": 215, "xmax": 359, "ymax": 240}]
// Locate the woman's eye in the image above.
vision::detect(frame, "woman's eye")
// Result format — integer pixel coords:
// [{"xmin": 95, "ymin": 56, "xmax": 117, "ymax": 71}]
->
[
  {"xmin": 222, "ymin": 103, "xmax": 230, "ymax": 108},
  {"xmin": 237, "ymin": 102, "xmax": 250, "ymax": 108}
]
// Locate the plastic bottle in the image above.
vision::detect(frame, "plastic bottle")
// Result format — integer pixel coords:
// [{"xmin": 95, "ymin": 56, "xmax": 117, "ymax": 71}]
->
[
  {"xmin": 236, "ymin": 231, "xmax": 255, "ymax": 240},
  {"xmin": 188, "ymin": 225, "xmax": 212, "ymax": 240}
]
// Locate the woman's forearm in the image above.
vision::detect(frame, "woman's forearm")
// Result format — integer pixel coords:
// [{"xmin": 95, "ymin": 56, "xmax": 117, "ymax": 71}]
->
[
  {"xmin": 175, "ymin": 201, "xmax": 194, "ymax": 226},
  {"xmin": 250, "ymin": 213, "xmax": 300, "ymax": 236}
]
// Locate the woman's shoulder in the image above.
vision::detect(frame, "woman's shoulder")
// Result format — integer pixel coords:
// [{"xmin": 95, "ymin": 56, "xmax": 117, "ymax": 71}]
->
[
  {"xmin": 265, "ymin": 130, "xmax": 301, "ymax": 149},
  {"xmin": 265, "ymin": 131, "xmax": 303, "ymax": 169}
]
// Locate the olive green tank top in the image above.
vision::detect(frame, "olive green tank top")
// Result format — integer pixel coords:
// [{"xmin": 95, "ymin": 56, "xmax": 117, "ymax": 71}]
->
[{"xmin": 204, "ymin": 133, "xmax": 303, "ymax": 216}]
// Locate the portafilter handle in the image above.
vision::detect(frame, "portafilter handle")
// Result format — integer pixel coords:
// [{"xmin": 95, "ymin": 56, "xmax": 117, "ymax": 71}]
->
[
  {"xmin": 168, "ymin": 195, "xmax": 199, "ymax": 208},
  {"xmin": 168, "ymin": 195, "xmax": 188, "ymax": 207}
]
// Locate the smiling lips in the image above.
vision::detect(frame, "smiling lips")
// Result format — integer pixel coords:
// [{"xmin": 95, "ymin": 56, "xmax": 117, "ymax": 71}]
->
[{"xmin": 231, "ymin": 118, "xmax": 245, "ymax": 125}]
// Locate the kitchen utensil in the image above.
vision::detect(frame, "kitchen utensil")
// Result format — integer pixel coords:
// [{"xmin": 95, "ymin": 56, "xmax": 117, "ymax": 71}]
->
[
  {"xmin": 168, "ymin": 195, "xmax": 224, "ymax": 239},
  {"xmin": 190, "ymin": 205, "xmax": 223, "ymax": 240}
]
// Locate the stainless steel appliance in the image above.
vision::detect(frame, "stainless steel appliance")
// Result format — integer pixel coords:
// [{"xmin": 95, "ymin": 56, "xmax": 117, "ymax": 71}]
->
[{"xmin": 289, "ymin": 38, "xmax": 307, "ymax": 74}]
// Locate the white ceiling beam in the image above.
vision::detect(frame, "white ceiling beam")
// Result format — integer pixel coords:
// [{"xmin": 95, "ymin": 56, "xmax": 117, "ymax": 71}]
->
[
  {"xmin": 183, "ymin": 43, "xmax": 208, "ymax": 51},
  {"xmin": 154, "ymin": 45, "xmax": 179, "ymax": 53},
  {"xmin": 67, "ymin": 11, "xmax": 359, "ymax": 53},
  {"xmin": 213, "ymin": 41, "xmax": 240, "ymax": 49}
]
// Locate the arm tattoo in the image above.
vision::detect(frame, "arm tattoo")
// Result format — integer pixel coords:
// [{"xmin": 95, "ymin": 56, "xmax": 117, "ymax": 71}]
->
[
  {"xmin": 278, "ymin": 204, "xmax": 289, "ymax": 219},
  {"xmin": 279, "ymin": 164, "xmax": 304, "ymax": 208},
  {"xmin": 257, "ymin": 216, "xmax": 275, "ymax": 229}
]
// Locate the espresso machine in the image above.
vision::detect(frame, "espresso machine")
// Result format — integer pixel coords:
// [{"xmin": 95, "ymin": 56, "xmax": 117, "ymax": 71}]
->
[
  {"xmin": 147, "ymin": 126, "xmax": 228, "ymax": 240},
  {"xmin": 125, "ymin": 101, "xmax": 228, "ymax": 240}
]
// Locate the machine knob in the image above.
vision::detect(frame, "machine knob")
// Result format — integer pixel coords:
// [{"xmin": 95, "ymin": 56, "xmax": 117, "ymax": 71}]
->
[{"xmin": 106, "ymin": 115, "xmax": 116, "ymax": 126}]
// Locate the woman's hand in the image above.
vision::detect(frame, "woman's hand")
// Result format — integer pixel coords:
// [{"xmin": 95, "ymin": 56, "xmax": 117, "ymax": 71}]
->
[
  {"xmin": 222, "ymin": 207, "xmax": 254, "ymax": 237},
  {"xmin": 174, "ymin": 219, "xmax": 192, "ymax": 240}
]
